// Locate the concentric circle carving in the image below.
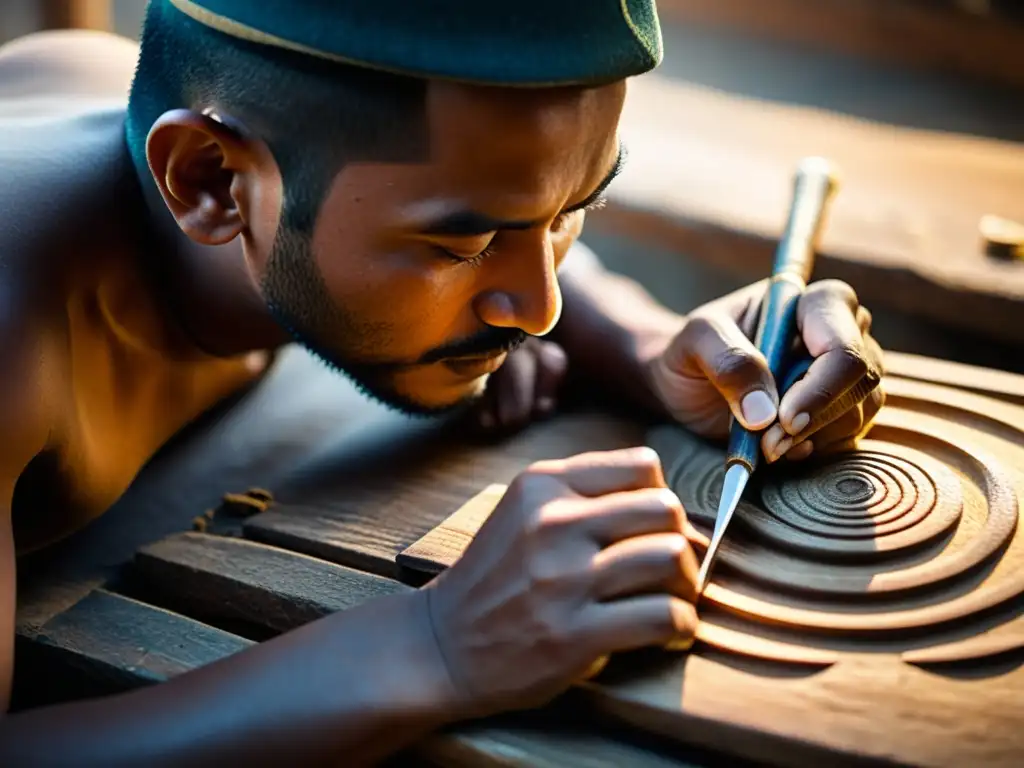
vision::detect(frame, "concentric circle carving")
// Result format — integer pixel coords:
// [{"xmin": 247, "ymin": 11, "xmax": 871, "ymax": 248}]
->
[{"xmin": 649, "ymin": 377, "xmax": 1024, "ymax": 667}]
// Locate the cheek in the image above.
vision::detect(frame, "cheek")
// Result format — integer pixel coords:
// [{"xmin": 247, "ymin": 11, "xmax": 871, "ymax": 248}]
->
[{"xmin": 312, "ymin": 219, "xmax": 481, "ymax": 355}]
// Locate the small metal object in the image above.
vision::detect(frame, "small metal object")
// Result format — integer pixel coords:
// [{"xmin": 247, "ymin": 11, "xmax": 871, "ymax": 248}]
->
[
  {"xmin": 980, "ymin": 214, "xmax": 1024, "ymax": 261},
  {"xmin": 696, "ymin": 157, "xmax": 871, "ymax": 596}
]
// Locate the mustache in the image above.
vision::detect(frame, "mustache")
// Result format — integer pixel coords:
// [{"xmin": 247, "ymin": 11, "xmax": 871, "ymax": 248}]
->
[{"xmin": 421, "ymin": 327, "xmax": 529, "ymax": 364}]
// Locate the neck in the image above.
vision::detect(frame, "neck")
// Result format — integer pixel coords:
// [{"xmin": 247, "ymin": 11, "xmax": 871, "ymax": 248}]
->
[{"xmin": 129, "ymin": 152, "xmax": 290, "ymax": 358}]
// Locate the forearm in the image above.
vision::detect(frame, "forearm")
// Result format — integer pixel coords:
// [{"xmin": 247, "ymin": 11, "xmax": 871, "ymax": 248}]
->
[
  {"xmin": 552, "ymin": 241, "xmax": 684, "ymax": 413},
  {"xmin": 0, "ymin": 589, "xmax": 458, "ymax": 767}
]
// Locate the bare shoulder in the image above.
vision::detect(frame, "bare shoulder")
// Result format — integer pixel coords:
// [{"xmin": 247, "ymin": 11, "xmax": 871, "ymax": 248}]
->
[
  {"xmin": 0, "ymin": 29, "xmax": 138, "ymax": 115},
  {"xmin": 0, "ymin": 31, "xmax": 140, "ymax": 481}
]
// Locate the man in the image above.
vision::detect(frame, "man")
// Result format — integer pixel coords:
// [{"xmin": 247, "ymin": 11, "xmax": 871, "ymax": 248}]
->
[{"xmin": 0, "ymin": 0, "xmax": 884, "ymax": 764}]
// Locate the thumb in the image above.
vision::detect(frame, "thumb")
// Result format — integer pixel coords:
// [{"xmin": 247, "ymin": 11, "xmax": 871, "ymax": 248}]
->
[{"xmin": 668, "ymin": 315, "xmax": 779, "ymax": 431}]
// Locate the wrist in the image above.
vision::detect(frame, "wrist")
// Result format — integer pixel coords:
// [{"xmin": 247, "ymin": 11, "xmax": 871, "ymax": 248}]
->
[{"xmin": 320, "ymin": 589, "xmax": 465, "ymax": 731}]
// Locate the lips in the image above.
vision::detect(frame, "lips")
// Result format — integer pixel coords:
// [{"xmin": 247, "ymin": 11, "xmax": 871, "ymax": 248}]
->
[{"xmin": 442, "ymin": 351, "xmax": 508, "ymax": 378}]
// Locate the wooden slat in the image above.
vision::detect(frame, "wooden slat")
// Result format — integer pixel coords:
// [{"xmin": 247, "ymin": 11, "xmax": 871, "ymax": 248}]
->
[
  {"xmin": 134, "ymin": 532, "xmax": 410, "ymax": 633},
  {"xmin": 593, "ymin": 74, "xmax": 1024, "ymax": 344},
  {"xmin": 397, "ymin": 485, "xmax": 508, "ymax": 575},
  {"xmin": 14, "ymin": 589, "xmax": 252, "ymax": 701},
  {"xmin": 885, "ymin": 351, "xmax": 1024, "ymax": 405},
  {"xmin": 130, "ymin": 532, "xmax": 700, "ymax": 767},
  {"xmin": 657, "ymin": 0, "xmax": 1024, "ymax": 91},
  {"xmin": 243, "ymin": 414, "xmax": 645, "ymax": 579}
]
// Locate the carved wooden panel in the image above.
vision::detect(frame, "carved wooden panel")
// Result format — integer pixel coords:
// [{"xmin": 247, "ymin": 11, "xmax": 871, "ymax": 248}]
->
[
  {"xmin": 649, "ymin": 375, "xmax": 1024, "ymax": 668},
  {"xmin": 397, "ymin": 369, "xmax": 1024, "ymax": 766}
]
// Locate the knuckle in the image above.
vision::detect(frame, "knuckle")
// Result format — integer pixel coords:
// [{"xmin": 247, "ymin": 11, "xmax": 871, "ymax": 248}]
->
[
  {"xmin": 630, "ymin": 445, "xmax": 663, "ymax": 474},
  {"xmin": 681, "ymin": 314, "xmax": 714, "ymax": 342},
  {"xmin": 711, "ymin": 346, "xmax": 762, "ymax": 383},
  {"xmin": 812, "ymin": 278, "xmax": 859, "ymax": 308},
  {"xmin": 671, "ymin": 598, "xmax": 699, "ymax": 635},
  {"xmin": 835, "ymin": 345, "xmax": 869, "ymax": 380},
  {"xmin": 537, "ymin": 340, "xmax": 569, "ymax": 372},
  {"xmin": 856, "ymin": 306, "xmax": 873, "ymax": 330},
  {"xmin": 507, "ymin": 470, "xmax": 564, "ymax": 512},
  {"xmin": 647, "ymin": 487, "xmax": 685, "ymax": 529}
]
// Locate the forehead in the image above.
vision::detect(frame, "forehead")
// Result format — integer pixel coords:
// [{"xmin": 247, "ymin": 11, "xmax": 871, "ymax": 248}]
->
[{"xmin": 424, "ymin": 81, "xmax": 626, "ymax": 183}]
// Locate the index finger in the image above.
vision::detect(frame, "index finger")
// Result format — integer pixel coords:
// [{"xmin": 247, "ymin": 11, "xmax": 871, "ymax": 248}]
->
[
  {"xmin": 778, "ymin": 281, "xmax": 880, "ymax": 436},
  {"xmin": 530, "ymin": 446, "xmax": 668, "ymax": 497}
]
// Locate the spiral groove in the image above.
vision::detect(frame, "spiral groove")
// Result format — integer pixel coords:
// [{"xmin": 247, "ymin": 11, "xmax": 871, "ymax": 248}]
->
[{"xmin": 649, "ymin": 377, "xmax": 1024, "ymax": 666}]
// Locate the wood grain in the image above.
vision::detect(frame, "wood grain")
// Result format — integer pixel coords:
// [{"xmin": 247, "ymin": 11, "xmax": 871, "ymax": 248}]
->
[
  {"xmin": 244, "ymin": 414, "xmax": 646, "ymax": 579},
  {"xmin": 397, "ymin": 484, "xmax": 509, "ymax": 575},
  {"xmin": 134, "ymin": 532, "xmax": 409, "ymax": 634},
  {"xmin": 593, "ymin": 74, "xmax": 1024, "ymax": 343},
  {"xmin": 885, "ymin": 350, "xmax": 1024, "ymax": 405},
  {"xmin": 656, "ymin": 0, "xmax": 1024, "ymax": 90},
  {"xmin": 14, "ymin": 589, "xmax": 252, "ymax": 701}
]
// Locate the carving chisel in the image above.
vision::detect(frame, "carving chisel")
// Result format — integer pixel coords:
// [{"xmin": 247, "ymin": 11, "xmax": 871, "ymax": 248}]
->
[{"xmin": 695, "ymin": 156, "xmax": 858, "ymax": 596}]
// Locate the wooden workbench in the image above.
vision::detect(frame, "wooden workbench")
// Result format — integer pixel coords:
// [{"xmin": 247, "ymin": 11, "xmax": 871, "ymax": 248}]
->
[
  {"xmin": 12, "ymin": 347, "xmax": 1024, "ymax": 766},
  {"xmin": 593, "ymin": 69, "xmax": 1024, "ymax": 345}
]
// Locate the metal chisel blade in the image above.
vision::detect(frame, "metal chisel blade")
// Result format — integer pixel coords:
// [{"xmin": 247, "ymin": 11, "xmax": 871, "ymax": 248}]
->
[{"xmin": 695, "ymin": 463, "xmax": 750, "ymax": 595}]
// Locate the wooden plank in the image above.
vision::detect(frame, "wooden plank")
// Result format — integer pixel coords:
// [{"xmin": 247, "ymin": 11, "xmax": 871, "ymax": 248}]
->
[
  {"xmin": 133, "ymin": 532, "xmax": 410, "ymax": 634},
  {"xmin": 130, "ymin": 531, "xmax": 701, "ymax": 767},
  {"xmin": 397, "ymin": 485, "xmax": 508, "ymax": 575},
  {"xmin": 42, "ymin": 0, "xmax": 111, "ymax": 31},
  {"xmin": 885, "ymin": 350, "xmax": 1024, "ymax": 405},
  {"xmin": 13, "ymin": 589, "xmax": 252, "ymax": 704},
  {"xmin": 385, "ymin": 368, "xmax": 1024, "ymax": 766},
  {"xmin": 243, "ymin": 414, "xmax": 645, "ymax": 579},
  {"xmin": 593, "ymin": 74, "xmax": 1024, "ymax": 344},
  {"xmin": 656, "ymin": 0, "xmax": 1024, "ymax": 91}
]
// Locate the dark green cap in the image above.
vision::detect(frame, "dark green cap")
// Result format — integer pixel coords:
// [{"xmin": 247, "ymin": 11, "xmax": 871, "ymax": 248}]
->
[{"xmin": 166, "ymin": 0, "xmax": 663, "ymax": 86}]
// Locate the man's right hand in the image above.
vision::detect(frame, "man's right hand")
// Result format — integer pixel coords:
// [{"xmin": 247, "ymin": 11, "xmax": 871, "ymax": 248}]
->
[{"xmin": 423, "ymin": 446, "xmax": 699, "ymax": 719}]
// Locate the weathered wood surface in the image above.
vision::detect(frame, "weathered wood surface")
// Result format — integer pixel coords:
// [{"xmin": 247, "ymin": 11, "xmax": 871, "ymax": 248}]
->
[
  {"xmin": 15, "ymin": 589, "xmax": 252, "ymax": 700},
  {"xmin": 593, "ymin": 74, "xmax": 1024, "ymax": 344},
  {"xmin": 885, "ymin": 350, "xmax": 1024, "ymax": 405},
  {"xmin": 134, "ymin": 532, "xmax": 407, "ymax": 635},
  {"xmin": 656, "ymin": 0, "xmax": 1024, "ymax": 91}
]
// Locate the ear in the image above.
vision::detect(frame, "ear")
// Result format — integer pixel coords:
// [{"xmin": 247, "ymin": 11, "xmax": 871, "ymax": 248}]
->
[{"xmin": 145, "ymin": 109, "xmax": 265, "ymax": 246}]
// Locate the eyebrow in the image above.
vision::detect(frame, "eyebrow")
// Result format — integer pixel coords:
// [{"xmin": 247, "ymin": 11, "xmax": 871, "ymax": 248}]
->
[{"xmin": 421, "ymin": 144, "xmax": 627, "ymax": 237}]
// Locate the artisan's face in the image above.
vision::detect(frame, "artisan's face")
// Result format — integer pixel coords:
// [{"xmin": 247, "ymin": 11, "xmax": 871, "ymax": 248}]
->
[{"xmin": 262, "ymin": 80, "xmax": 626, "ymax": 415}]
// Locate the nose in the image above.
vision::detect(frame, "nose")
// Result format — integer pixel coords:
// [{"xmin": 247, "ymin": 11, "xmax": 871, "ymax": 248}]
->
[{"xmin": 474, "ymin": 233, "xmax": 563, "ymax": 337}]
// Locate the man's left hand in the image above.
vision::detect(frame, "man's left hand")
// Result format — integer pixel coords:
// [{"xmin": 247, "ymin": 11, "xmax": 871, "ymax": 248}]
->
[
  {"xmin": 473, "ymin": 338, "xmax": 568, "ymax": 432},
  {"xmin": 647, "ymin": 279, "xmax": 885, "ymax": 463}
]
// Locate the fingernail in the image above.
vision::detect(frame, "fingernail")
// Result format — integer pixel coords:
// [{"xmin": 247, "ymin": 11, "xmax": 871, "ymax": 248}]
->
[
  {"xmin": 770, "ymin": 437, "xmax": 793, "ymax": 463},
  {"xmin": 762, "ymin": 424, "xmax": 785, "ymax": 460},
  {"xmin": 536, "ymin": 397, "xmax": 555, "ymax": 414},
  {"xmin": 790, "ymin": 412, "xmax": 811, "ymax": 435},
  {"xmin": 664, "ymin": 635, "xmax": 695, "ymax": 652},
  {"xmin": 787, "ymin": 440, "xmax": 814, "ymax": 461},
  {"xmin": 741, "ymin": 390, "xmax": 776, "ymax": 429}
]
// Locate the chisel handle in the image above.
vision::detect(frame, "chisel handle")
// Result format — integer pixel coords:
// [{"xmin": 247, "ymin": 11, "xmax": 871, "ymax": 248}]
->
[{"xmin": 726, "ymin": 157, "xmax": 842, "ymax": 472}]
